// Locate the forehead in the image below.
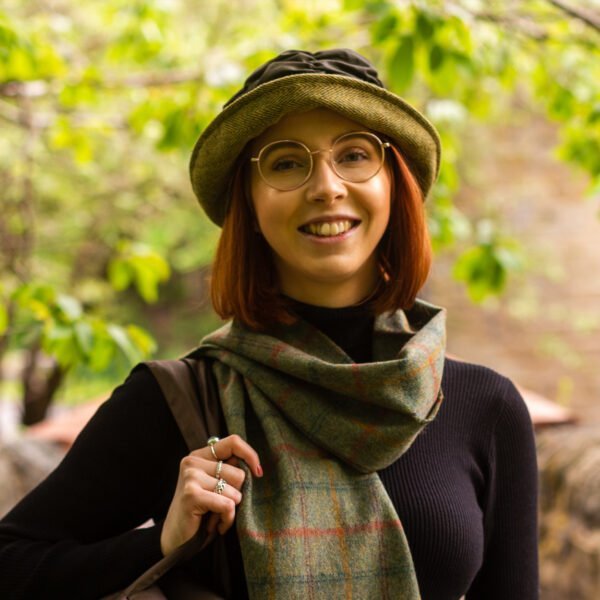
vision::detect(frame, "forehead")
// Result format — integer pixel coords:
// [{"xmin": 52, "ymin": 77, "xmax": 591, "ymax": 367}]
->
[{"xmin": 250, "ymin": 108, "xmax": 368, "ymax": 151}]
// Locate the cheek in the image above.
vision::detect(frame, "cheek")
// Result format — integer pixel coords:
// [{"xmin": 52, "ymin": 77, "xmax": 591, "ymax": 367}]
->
[
  {"xmin": 249, "ymin": 187, "xmax": 291, "ymax": 248},
  {"xmin": 369, "ymin": 177, "xmax": 392, "ymax": 230},
  {"xmin": 250, "ymin": 179, "xmax": 273, "ymax": 227}
]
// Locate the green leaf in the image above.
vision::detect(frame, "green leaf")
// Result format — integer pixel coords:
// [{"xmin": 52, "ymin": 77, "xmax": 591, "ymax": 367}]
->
[
  {"xmin": 107, "ymin": 259, "xmax": 133, "ymax": 291},
  {"xmin": 74, "ymin": 320, "xmax": 94, "ymax": 356},
  {"xmin": 452, "ymin": 245, "xmax": 507, "ymax": 302},
  {"xmin": 429, "ymin": 45, "xmax": 444, "ymax": 72},
  {"xmin": 126, "ymin": 324, "xmax": 156, "ymax": 357},
  {"xmin": 416, "ymin": 11, "xmax": 435, "ymax": 40},
  {"xmin": 389, "ymin": 36, "xmax": 414, "ymax": 92},
  {"xmin": 108, "ymin": 243, "xmax": 170, "ymax": 303},
  {"xmin": 587, "ymin": 105, "xmax": 600, "ymax": 125},
  {"xmin": 428, "ymin": 204, "xmax": 471, "ymax": 250},
  {"xmin": 88, "ymin": 336, "xmax": 115, "ymax": 372},
  {"xmin": 132, "ymin": 262, "xmax": 160, "ymax": 303},
  {"xmin": 56, "ymin": 294, "xmax": 83, "ymax": 321},
  {"xmin": 42, "ymin": 324, "xmax": 82, "ymax": 368},
  {"xmin": 342, "ymin": 0, "xmax": 364, "ymax": 10},
  {"xmin": 0, "ymin": 302, "xmax": 8, "ymax": 335},
  {"xmin": 107, "ymin": 324, "xmax": 142, "ymax": 364},
  {"xmin": 0, "ymin": 15, "xmax": 22, "ymax": 60},
  {"xmin": 371, "ymin": 12, "xmax": 398, "ymax": 43}
]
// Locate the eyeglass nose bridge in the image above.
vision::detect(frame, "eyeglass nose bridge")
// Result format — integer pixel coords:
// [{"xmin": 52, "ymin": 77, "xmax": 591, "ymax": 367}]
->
[{"xmin": 304, "ymin": 146, "xmax": 338, "ymax": 182}]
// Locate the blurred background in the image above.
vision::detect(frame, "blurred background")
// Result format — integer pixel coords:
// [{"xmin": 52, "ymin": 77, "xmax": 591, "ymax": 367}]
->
[{"xmin": 1, "ymin": 0, "xmax": 599, "ymax": 597}]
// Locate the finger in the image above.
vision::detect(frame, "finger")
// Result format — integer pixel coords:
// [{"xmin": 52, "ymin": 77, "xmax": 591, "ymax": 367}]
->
[
  {"xmin": 207, "ymin": 491, "xmax": 236, "ymax": 536},
  {"xmin": 178, "ymin": 479, "xmax": 237, "ymax": 517},
  {"xmin": 193, "ymin": 488, "xmax": 236, "ymax": 524},
  {"xmin": 194, "ymin": 435, "xmax": 263, "ymax": 477},
  {"xmin": 203, "ymin": 462, "xmax": 246, "ymax": 491},
  {"xmin": 206, "ymin": 512, "xmax": 220, "ymax": 535},
  {"xmin": 216, "ymin": 462, "xmax": 246, "ymax": 490},
  {"xmin": 207, "ymin": 475, "xmax": 243, "ymax": 504},
  {"xmin": 196, "ymin": 491, "xmax": 236, "ymax": 535},
  {"xmin": 181, "ymin": 455, "xmax": 246, "ymax": 490},
  {"xmin": 185, "ymin": 469, "xmax": 243, "ymax": 504}
]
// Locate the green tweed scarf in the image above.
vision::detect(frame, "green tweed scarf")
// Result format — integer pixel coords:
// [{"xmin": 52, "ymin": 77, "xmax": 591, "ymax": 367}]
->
[{"xmin": 196, "ymin": 299, "xmax": 446, "ymax": 599}]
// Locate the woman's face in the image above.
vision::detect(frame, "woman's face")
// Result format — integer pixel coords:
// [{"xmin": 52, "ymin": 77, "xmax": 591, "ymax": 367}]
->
[{"xmin": 249, "ymin": 108, "xmax": 391, "ymax": 307}]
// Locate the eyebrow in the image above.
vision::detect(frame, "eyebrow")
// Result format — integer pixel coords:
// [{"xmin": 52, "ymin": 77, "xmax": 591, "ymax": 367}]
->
[{"xmin": 254, "ymin": 129, "xmax": 371, "ymax": 150}]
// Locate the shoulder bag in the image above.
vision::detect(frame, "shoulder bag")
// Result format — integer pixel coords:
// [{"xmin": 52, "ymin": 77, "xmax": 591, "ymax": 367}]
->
[{"xmin": 104, "ymin": 358, "xmax": 229, "ymax": 600}]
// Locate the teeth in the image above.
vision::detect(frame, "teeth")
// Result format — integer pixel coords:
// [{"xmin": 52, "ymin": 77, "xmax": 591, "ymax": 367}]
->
[{"xmin": 306, "ymin": 220, "xmax": 353, "ymax": 237}]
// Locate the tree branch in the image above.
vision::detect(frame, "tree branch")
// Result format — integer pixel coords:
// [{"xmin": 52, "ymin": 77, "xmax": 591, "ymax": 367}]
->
[
  {"xmin": 471, "ymin": 10, "xmax": 549, "ymax": 40},
  {"xmin": 546, "ymin": 0, "xmax": 600, "ymax": 33},
  {"xmin": 0, "ymin": 99, "xmax": 127, "ymax": 130},
  {"xmin": 0, "ymin": 100, "xmax": 51, "ymax": 129},
  {"xmin": 0, "ymin": 68, "xmax": 204, "ymax": 99}
]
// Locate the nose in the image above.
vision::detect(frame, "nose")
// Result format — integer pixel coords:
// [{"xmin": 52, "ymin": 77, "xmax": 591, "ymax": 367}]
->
[{"xmin": 304, "ymin": 153, "xmax": 347, "ymax": 204}]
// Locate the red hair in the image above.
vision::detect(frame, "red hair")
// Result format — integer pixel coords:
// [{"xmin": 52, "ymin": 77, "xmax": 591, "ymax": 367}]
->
[{"xmin": 210, "ymin": 143, "xmax": 432, "ymax": 330}]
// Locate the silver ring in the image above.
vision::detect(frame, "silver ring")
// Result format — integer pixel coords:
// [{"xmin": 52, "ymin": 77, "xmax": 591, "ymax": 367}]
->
[
  {"xmin": 207, "ymin": 436, "xmax": 220, "ymax": 460},
  {"xmin": 215, "ymin": 460, "xmax": 223, "ymax": 479},
  {"xmin": 214, "ymin": 478, "xmax": 227, "ymax": 495}
]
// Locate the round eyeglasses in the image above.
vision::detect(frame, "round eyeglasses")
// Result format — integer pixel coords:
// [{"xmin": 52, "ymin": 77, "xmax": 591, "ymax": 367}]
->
[{"xmin": 250, "ymin": 131, "xmax": 391, "ymax": 191}]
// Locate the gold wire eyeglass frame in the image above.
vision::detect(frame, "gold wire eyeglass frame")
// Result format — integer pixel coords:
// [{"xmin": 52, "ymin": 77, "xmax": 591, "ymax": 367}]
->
[{"xmin": 250, "ymin": 131, "xmax": 391, "ymax": 191}]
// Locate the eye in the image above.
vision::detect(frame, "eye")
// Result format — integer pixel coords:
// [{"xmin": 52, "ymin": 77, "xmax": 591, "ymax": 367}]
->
[
  {"xmin": 260, "ymin": 142, "xmax": 309, "ymax": 174},
  {"xmin": 271, "ymin": 157, "xmax": 306, "ymax": 172},
  {"xmin": 334, "ymin": 133, "xmax": 380, "ymax": 167},
  {"xmin": 338, "ymin": 147, "xmax": 370, "ymax": 164}
]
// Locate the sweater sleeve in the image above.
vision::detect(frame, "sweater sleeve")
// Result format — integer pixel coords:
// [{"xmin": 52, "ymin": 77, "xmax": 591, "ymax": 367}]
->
[
  {"xmin": 466, "ymin": 378, "xmax": 539, "ymax": 600},
  {"xmin": 0, "ymin": 365, "xmax": 189, "ymax": 600}
]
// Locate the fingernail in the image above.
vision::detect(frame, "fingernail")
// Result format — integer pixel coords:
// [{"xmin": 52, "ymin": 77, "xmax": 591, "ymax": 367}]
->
[{"xmin": 256, "ymin": 464, "xmax": 263, "ymax": 477}]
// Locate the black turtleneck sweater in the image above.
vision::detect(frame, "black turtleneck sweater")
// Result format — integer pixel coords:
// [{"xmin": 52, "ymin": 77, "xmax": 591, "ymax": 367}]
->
[{"xmin": 0, "ymin": 303, "xmax": 539, "ymax": 599}]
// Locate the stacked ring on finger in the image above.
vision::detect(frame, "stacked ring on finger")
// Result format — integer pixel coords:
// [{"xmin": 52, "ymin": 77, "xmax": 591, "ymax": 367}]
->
[
  {"xmin": 214, "ymin": 478, "xmax": 227, "ymax": 495},
  {"xmin": 215, "ymin": 460, "xmax": 223, "ymax": 479},
  {"xmin": 207, "ymin": 436, "xmax": 220, "ymax": 460}
]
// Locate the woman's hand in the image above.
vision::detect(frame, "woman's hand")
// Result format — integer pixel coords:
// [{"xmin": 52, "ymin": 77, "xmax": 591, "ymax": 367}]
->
[{"xmin": 160, "ymin": 434, "xmax": 262, "ymax": 556}]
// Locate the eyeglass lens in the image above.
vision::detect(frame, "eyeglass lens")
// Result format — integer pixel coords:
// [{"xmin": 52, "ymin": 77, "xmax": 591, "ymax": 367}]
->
[{"xmin": 257, "ymin": 133, "xmax": 384, "ymax": 191}]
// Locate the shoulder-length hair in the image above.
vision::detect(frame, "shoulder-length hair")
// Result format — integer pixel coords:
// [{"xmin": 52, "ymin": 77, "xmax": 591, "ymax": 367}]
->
[{"xmin": 210, "ymin": 142, "xmax": 432, "ymax": 330}]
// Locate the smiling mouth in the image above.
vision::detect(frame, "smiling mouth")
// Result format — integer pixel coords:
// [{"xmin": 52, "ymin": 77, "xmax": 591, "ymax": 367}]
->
[{"xmin": 298, "ymin": 219, "xmax": 359, "ymax": 237}]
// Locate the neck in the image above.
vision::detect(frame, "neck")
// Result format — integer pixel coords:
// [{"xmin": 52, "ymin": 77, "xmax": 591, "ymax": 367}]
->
[{"xmin": 281, "ymin": 284, "xmax": 369, "ymax": 308}]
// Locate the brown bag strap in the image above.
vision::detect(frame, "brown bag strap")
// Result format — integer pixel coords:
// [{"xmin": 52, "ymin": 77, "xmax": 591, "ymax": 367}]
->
[
  {"xmin": 117, "ymin": 358, "xmax": 226, "ymax": 599},
  {"xmin": 118, "ymin": 527, "xmax": 217, "ymax": 599},
  {"xmin": 145, "ymin": 358, "xmax": 223, "ymax": 451}
]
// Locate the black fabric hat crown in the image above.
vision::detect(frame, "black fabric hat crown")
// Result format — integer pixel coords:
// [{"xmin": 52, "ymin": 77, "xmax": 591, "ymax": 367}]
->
[{"xmin": 225, "ymin": 49, "xmax": 385, "ymax": 106}]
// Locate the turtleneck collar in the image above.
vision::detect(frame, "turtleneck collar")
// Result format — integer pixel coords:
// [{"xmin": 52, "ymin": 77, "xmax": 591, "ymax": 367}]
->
[{"xmin": 285, "ymin": 297, "xmax": 375, "ymax": 363}]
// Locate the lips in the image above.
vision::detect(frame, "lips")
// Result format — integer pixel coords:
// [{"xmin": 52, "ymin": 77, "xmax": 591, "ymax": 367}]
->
[{"xmin": 298, "ymin": 218, "xmax": 360, "ymax": 237}]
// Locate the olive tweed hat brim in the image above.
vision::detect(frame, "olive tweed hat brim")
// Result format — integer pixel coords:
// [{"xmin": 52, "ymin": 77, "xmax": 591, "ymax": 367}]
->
[{"xmin": 190, "ymin": 72, "xmax": 441, "ymax": 227}]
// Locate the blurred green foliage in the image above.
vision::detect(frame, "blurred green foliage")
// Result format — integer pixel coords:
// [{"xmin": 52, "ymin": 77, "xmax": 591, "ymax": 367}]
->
[
  {"xmin": 1, "ymin": 0, "xmax": 599, "ymax": 411},
  {"xmin": 12, "ymin": 282, "xmax": 156, "ymax": 370}
]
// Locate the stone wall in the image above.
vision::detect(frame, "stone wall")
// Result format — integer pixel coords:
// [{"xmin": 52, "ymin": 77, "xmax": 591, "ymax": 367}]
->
[
  {"xmin": 537, "ymin": 426, "xmax": 600, "ymax": 599},
  {"xmin": 0, "ymin": 437, "xmax": 65, "ymax": 517}
]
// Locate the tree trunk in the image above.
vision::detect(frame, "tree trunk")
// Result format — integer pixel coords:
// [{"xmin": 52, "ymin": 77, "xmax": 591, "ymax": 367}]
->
[{"xmin": 21, "ymin": 344, "xmax": 65, "ymax": 426}]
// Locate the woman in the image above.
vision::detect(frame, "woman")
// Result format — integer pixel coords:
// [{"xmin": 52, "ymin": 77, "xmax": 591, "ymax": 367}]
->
[{"xmin": 0, "ymin": 49, "xmax": 539, "ymax": 599}]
